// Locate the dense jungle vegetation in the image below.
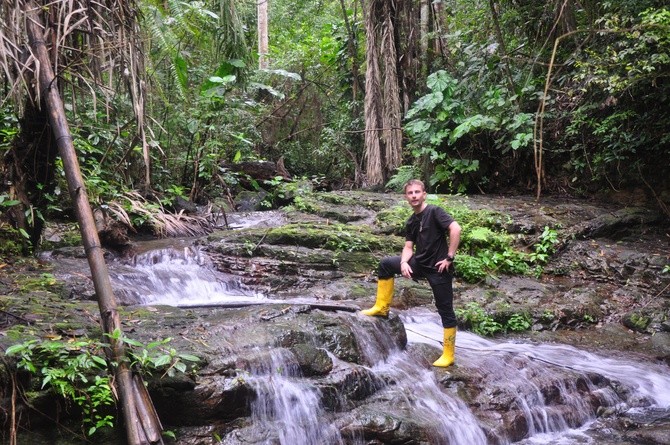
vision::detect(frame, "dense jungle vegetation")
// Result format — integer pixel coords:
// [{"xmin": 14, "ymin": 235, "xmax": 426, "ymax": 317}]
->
[
  {"xmin": 1, "ymin": 0, "xmax": 669, "ymax": 253},
  {"xmin": 1, "ymin": 2, "xmax": 669, "ymax": 442}
]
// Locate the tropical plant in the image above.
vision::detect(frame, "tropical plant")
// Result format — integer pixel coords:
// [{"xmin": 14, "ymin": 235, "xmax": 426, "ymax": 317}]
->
[
  {"xmin": 6, "ymin": 338, "xmax": 115, "ymax": 437},
  {"xmin": 5, "ymin": 333, "xmax": 200, "ymax": 436},
  {"xmin": 404, "ymin": 69, "xmax": 534, "ymax": 193},
  {"xmin": 456, "ymin": 302, "xmax": 504, "ymax": 336}
]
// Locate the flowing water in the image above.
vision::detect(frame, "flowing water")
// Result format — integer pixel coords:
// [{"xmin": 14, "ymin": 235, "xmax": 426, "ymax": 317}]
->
[
  {"xmin": 338, "ymin": 314, "xmax": 490, "ymax": 445},
  {"xmin": 52, "ymin": 245, "xmax": 670, "ymax": 444},
  {"xmin": 221, "ymin": 348, "xmax": 345, "ymax": 445},
  {"xmin": 403, "ymin": 308, "xmax": 670, "ymax": 444},
  {"xmin": 108, "ymin": 240, "xmax": 266, "ymax": 306}
]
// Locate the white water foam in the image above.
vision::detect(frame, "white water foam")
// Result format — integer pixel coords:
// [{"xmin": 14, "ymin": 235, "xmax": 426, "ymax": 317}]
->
[
  {"xmin": 401, "ymin": 307, "xmax": 670, "ymax": 444},
  {"xmin": 109, "ymin": 245, "xmax": 267, "ymax": 306}
]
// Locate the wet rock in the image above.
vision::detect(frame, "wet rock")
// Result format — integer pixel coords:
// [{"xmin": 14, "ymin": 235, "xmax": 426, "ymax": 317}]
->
[
  {"xmin": 9, "ymin": 191, "xmax": 670, "ymax": 444},
  {"xmin": 622, "ymin": 310, "xmax": 652, "ymax": 333},
  {"xmin": 625, "ymin": 426, "xmax": 670, "ymax": 445},
  {"xmin": 150, "ymin": 374, "xmax": 253, "ymax": 425},
  {"xmin": 340, "ymin": 409, "xmax": 431, "ymax": 444},
  {"xmin": 288, "ymin": 343, "xmax": 333, "ymax": 376},
  {"xmin": 650, "ymin": 332, "xmax": 670, "ymax": 363},
  {"xmin": 319, "ymin": 366, "xmax": 384, "ymax": 411},
  {"xmin": 234, "ymin": 189, "xmax": 268, "ymax": 211}
]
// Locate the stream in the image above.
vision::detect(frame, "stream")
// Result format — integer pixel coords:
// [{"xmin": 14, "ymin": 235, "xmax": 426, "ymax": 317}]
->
[{"xmin": 51, "ymin": 241, "xmax": 667, "ymax": 445}]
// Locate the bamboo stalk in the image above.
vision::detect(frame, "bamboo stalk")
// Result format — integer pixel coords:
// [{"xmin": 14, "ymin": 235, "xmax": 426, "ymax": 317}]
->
[{"xmin": 25, "ymin": 4, "xmax": 160, "ymax": 444}]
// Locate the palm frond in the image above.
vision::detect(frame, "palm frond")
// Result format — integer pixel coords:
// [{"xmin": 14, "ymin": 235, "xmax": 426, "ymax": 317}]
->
[
  {"xmin": 1, "ymin": 0, "xmax": 145, "ymax": 124},
  {"xmin": 111, "ymin": 191, "xmax": 213, "ymax": 238}
]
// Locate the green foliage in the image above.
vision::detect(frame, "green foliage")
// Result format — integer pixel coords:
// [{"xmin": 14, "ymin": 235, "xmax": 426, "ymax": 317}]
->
[
  {"xmin": 0, "ymin": 192, "xmax": 30, "ymax": 256},
  {"xmin": 0, "ymin": 106, "xmax": 19, "ymax": 148},
  {"xmin": 255, "ymin": 1, "xmax": 363, "ymax": 185},
  {"xmin": 5, "ymin": 332, "xmax": 200, "ymax": 436},
  {"xmin": 385, "ymin": 166, "xmax": 421, "ymax": 193},
  {"xmin": 506, "ymin": 312, "xmax": 532, "ymax": 332},
  {"xmin": 6, "ymin": 338, "xmax": 114, "ymax": 436},
  {"xmin": 627, "ymin": 312, "xmax": 651, "ymax": 331},
  {"xmin": 0, "ymin": 225, "xmax": 25, "ymax": 258},
  {"xmin": 0, "ymin": 193, "xmax": 20, "ymax": 209},
  {"xmin": 540, "ymin": 309, "xmax": 557, "ymax": 323},
  {"xmin": 456, "ymin": 302, "xmax": 503, "ymax": 336},
  {"xmin": 404, "ymin": 66, "xmax": 534, "ymax": 192},
  {"xmin": 456, "ymin": 302, "xmax": 533, "ymax": 336},
  {"xmin": 325, "ymin": 225, "xmax": 371, "ymax": 252},
  {"xmin": 529, "ymin": 227, "xmax": 559, "ymax": 265},
  {"xmin": 437, "ymin": 201, "xmax": 532, "ymax": 280},
  {"xmin": 118, "ymin": 333, "xmax": 200, "ymax": 379},
  {"xmin": 559, "ymin": 5, "xmax": 670, "ymax": 190},
  {"xmin": 451, "ymin": 254, "xmax": 488, "ymax": 282},
  {"xmin": 15, "ymin": 273, "xmax": 61, "ymax": 293}
]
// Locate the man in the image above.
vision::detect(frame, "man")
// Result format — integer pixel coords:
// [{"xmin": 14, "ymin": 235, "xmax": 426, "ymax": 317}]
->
[{"xmin": 361, "ymin": 179, "xmax": 462, "ymax": 367}]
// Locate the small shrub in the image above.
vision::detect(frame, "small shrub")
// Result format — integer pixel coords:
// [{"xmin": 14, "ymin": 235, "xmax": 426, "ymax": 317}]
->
[
  {"xmin": 456, "ymin": 302, "xmax": 503, "ymax": 336},
  {"xmin": 6, "ymin": 332, "xmax": 200, "ymax": 437},
  {"xmin": 6, "ymin": 338, "xmax": 115, "ymax": 436},
  {"xmin": 506, "ymin": 313, "xmax": 532, "ymax": 332},
  {"xmin": 529, "ymin": 226, "xmax": 559, "ymax": 265},
  {"xmin": 119, "ymin": 333, "xmax": 200, "ymax": 378}
]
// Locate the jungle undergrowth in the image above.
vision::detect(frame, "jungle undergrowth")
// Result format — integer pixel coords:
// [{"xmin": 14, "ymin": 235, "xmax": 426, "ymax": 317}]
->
[{"xmin": 4, "ymin": 331, "xmax": 199, "ymax": 439}]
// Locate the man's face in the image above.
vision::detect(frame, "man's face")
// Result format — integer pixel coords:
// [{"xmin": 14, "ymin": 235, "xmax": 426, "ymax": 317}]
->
[{"xmin": 404, "ymin": 184, "xmax": 426, "ymax": 210}]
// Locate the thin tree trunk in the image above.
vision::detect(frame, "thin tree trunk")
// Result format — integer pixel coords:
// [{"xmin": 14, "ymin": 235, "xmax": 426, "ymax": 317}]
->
[
  {"xmin": 338, "ymin": 0, "xmax": 361, "ymax": 102},
  {"xmin": 420, "ymin": 0, "xmax": 429, "ymax": 75},
  {"xmin": 363, "ymin": 0, "xmax": 383, "ymax": 186},
  {"xmin": 381, "ymin": 1, "xmax": 402, "ymax": 174},
  {"xmin": 432, "ymin": 0, "xmax": 448, "ymax": 60},
  {"xmin": 487, "ymin": 0, "xmax": 517, "ymax": 97},
  {"xmin": 26, "ymin": 6, "xmax": 162, "ymax": 444},
  {"xmin": 257, "ymin": 0, "xmax": 269, "ymax": 69}
]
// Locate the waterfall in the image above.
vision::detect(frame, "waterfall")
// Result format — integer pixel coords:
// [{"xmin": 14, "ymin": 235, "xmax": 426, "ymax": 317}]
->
[
  {"xmin": 370, "ymin": 353, "xmax": 490, "ymax": 445},
  {"xmin": 107, "ymin": 244, "xmax": 265, "ymax": 306},
  {"xmin": 402, "ymin": 307, "xmax": 670, "ymax": 444},
  {"xmin": 48, "ymin": 243, "xmax": 669, "ymax": 444},
  {"xmin": 339, "ymin": 314, "xmax": 490, "ymax": 445},
  {"xmin": 220, "ymin": 349, "xmax": 345, "ymax": 445}
]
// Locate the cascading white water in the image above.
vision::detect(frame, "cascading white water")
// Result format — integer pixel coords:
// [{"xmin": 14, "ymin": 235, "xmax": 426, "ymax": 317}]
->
[
  {"xmin": 402, "ymin": 307, "xmax": 670, "ymax": 444},
  {"xmin": 221, "ymin": 349, "xmax": 345, "ymax": 445},
  {"xmin": 83, "ymin": 244, "xmax": 670, "ymax": 444},
  {"xmin": 341, "ymin": 314, "xmax": 490, "ymax": 445},
  {"xmin": 369, "ymin": 353, "xmax": 490, "ymax": 445},
  {"xmin": 107, "ymin": 244, "xmax": 266, "ymax": 306}
]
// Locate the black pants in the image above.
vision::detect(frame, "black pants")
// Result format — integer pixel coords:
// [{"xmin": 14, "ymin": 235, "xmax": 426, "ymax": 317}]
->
[{"xmin": 378, "ymin": 256, "xmax": 457, "ymax": 328}]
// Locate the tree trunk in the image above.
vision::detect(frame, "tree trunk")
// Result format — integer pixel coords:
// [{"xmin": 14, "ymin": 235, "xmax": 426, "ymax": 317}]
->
[
  {"xmin": 363, "ymin": 0, "xmax": 403, "ymax": 186},
  {"xmin": 363, "ymin": 0, "xmax": 383, "ymax": 186},
  {"xmin": 25, "ymin": 6, "xmax": 162, "ymax": 444},
  {"xmin": 3, "ymin": 100, "xmax": 57, "ymax": 251},
  {"xmin": 432, "ymin": 0, "xmax": 448, "ymax": 60},
  {"xmin": 257, "ymin": 0, "xmax": 269, "ymax": 69},
  {"xmin": 392, "ymin": 0, "xmax": 420, "ymax": 116},
  {"xmin": 381, "ymin": 1, "xmax": 402, "ymax": 174},
  {"xmin": 488, "ymin": 0, "xmax": 517, "ymax": 97},
  {"xmin": 420, "ymin": 0, "xmax": 429, "ymax": 75},
  {"xmin": 338, "ymin": 0, "xmax": 362, "ymax": 102}
]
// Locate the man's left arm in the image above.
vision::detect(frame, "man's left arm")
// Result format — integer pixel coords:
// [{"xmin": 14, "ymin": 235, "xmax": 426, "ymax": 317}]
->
[{"xmin": 436, "ymin": 221, "xmax": 461, "ymax": 273}]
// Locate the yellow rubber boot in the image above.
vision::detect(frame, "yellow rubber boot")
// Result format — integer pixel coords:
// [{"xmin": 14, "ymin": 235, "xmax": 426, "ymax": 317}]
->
[
  {"xmin": 360, "ymin": 278, "xmax": 394, "ymax": 317},
  {"xmin": 432, "ymin": 327, "xmax": 456, "ymax": 367}
]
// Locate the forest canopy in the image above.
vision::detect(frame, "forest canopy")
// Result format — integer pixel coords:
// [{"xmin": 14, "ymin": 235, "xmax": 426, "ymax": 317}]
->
[{"xmin": 1, "ymin": 0, "xmax": 669, "ymax": 251}]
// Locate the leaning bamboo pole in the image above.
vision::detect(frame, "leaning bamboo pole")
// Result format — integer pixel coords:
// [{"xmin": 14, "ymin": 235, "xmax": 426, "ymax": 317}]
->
[{"xmin": 25, "ymin": 5, "xmax": 161, "ymax": 444}]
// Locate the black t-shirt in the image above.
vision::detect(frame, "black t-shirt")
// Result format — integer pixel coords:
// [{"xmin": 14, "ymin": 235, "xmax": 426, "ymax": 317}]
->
[{"xmin": 405, "ymin": 204, "xmax": 455, "ymax": 270}]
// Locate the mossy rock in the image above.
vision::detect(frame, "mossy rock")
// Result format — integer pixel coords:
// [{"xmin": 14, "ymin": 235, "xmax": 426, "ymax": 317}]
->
[
  {"xmin": 622, "ymin": 311, "xmax": 652, "ymax": 333},
  {"xmin": 207, "ymin": 223, "xmax": 403, "ymax": 255}
]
